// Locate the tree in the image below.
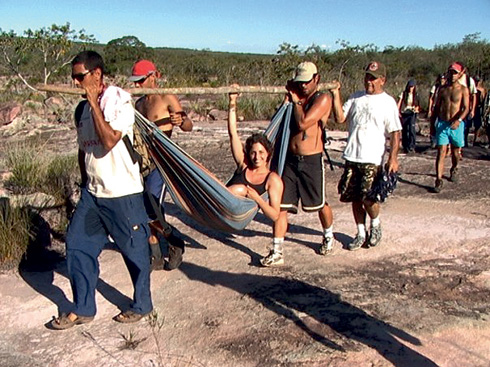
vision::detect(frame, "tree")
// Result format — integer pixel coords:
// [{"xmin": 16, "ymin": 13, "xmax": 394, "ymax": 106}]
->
[
  {"xmin": 104, "ymin": 36, "xmax": 153, "ymax": 76},
  {"xmin": 0, "ymin": 29, "xmax": 34, "ymax": 90},
  {"xmin": 0, "ymin": 23, "xmax": 96, "ymax": 90}
]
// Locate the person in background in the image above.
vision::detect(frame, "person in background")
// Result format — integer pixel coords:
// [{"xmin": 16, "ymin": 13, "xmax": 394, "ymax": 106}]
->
[
  {"xmin": 397, "ymin": 79, "xmax": 420, "ymax": 154},
  {"xmin": 472, "ymin": 76, "xmax": 487, "ymax": 146},
  {"xmin": 428, "ymin": 74, "xmax": 447, "ymax": 148},
  {"xmin": 331, "ymin": 61, "xmax": 401, "ymax": 251},
  {"xmin": 129, "ymin": 60, "xmax": 193, "ymax": 271},
  {"xmin": 479, "ymin": 79, "xmax": 490, "ymax": 147},
  {"xmin": 430, "ymin": 62, "xmax": 469, "ymax": 193},
  {"xmin": 458, "ymin": 70, "xmax": 478, "ymax": 148}
]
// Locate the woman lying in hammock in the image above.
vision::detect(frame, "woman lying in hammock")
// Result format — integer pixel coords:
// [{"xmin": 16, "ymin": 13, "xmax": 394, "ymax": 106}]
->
[{"xmin": 226, "ymin": 91, "xmax": 284, "ymax": 223}]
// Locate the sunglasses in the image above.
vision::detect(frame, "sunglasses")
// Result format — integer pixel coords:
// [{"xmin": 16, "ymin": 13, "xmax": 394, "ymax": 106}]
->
[
  {"xmin": 134, "ymin": 76, "xmax": 149, "ymax": 84},
  {"xmin": 448, "ymin": 69, "xmax": 461, "ymax": 75},
  {"xmin": 71, "ymin": 69, "xmax": 93, "ymax": 82}
]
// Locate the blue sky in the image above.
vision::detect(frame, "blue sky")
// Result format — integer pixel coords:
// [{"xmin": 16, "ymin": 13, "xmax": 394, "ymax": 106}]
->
[{"xmin": 1, "ymin": 0, "xmax": 489, "ymax": 54}]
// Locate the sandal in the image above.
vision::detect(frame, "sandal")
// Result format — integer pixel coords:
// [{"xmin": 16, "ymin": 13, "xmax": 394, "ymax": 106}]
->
[
  {"xmin": 50, "ymin": 313, "xmax": 94, "ymax": 330},
  {"xmin": 113, "ymin": 310, "xmax": 149, "ymax": 324}
]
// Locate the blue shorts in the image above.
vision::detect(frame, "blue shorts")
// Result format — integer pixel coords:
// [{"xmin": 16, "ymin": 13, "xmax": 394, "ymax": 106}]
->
[{"xmin": 436, "ymin": 120, "xmax": 465, "ymax": 147}]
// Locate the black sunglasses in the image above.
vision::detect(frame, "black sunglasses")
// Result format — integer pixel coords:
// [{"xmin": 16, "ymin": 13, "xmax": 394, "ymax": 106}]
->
[
  {"xmin": 134, "ymin": 75, "xmax": 149, "ymax": 84},
  {"xmin": 71, "ymin": 69, "xmax": 93, "ymax": 82}
]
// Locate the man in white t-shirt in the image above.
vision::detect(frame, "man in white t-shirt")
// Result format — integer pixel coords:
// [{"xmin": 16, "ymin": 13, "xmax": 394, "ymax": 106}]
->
[
  {"xmin": 49, "ymin": 51, "xmax": 153, "ymax": 330},
  {"xmin": 331, "ymin": 61, "xmax": 401, "ymax": 251}
]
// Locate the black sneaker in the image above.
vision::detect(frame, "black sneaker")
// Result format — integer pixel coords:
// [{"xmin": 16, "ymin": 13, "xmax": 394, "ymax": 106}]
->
[
  {"xmin": 434, "ymin": 179, "xmax": 443, "ymax": 193},
  {"xmin": 165, "ymin": 233, "xmax": 185, "ymax": 271},
  {"xmin": 150, "ymin": 256, "xmax": 165, "ymax": 272},
  {"xmin": 449, "ymin": 167, "xmax": 459, "ymax": 183}
]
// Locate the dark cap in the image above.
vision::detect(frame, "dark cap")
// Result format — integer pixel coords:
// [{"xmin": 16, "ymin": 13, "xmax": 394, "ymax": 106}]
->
[
  {"xmin": 407, "ymin": 79, "xmax": 416, "ymax": 87},
  {"xmin": 365, "ymin": 61, "xmax": 386, "ymax": 78}
]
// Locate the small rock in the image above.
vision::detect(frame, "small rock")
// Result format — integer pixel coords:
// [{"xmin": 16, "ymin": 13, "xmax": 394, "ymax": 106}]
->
[{"xmin": 0, "ymin": 102, "xmax": 22, "ymax": 126}]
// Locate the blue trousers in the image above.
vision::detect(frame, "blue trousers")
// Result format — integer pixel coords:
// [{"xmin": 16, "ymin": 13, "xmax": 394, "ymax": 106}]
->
[
  {"xmin": 66, "ymin": 188, "xmax": 152, "ymax": 317},
  {"xmin": 143, "ymin": 168, "xmax": 166, "ymax": 220},
  {"xmin": 401, "ymin": 112, "xmax": 417, "ymax": 152}
]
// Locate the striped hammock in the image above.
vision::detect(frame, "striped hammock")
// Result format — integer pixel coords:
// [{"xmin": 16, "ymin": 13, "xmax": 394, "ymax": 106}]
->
[{"xmin": 134, "ymin": 103, "xmax": 293, "ymax": 233}]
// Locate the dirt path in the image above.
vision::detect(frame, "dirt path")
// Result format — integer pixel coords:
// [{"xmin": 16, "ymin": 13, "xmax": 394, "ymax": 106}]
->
[{"xmin": 1, "ymin": 120, "xmax": 490, "ymax": 367}]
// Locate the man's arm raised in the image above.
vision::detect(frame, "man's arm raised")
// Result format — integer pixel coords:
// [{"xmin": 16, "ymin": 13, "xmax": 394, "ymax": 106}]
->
[{"xmin": 330, "ymin": 81, "xmax": 346, "ymax": 124}]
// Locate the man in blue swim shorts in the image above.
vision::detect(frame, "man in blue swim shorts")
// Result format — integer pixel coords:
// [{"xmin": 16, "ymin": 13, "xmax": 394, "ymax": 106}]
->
[{"xmin": 430, "ymin": 61, "xmax": 470, "ymax": 193}]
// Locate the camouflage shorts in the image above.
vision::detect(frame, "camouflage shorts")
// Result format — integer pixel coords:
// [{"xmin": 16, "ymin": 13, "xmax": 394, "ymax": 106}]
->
[{"xmin": 338, "ymin": 161, "xmax": 381, "ymax": 202}]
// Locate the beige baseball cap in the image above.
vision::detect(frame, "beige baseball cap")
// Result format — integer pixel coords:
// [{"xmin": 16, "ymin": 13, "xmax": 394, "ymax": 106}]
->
[{"xmin": 293, "ymin": 62, "xmax": 318, "ymax": 82}]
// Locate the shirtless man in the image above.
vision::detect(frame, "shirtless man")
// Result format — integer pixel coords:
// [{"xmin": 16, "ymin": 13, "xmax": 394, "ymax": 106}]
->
[
  {"xmin": 129, "ymin": 59, "xmax": 193, "ymax": 270},
  {"xmin": 261, "ymin": 61, "xmax": 335, "ymax": 267},
  {"xmin": 431, "ymin": 61, "xmax": 470, "ymax": 193}
]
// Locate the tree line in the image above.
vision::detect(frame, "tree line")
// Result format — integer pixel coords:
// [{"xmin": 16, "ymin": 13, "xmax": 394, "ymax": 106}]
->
[{"xmin": 1, "ymin": 23, "xmax": 489, "ymax": 110}]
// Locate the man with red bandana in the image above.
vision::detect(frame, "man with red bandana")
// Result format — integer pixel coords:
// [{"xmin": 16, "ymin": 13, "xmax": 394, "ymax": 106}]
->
[
  {"xmin": 430, "ymin": 61, "xmax": 470, "ymax": 193},
  {"xmin": 129, "ymin": 59, "xmax": 193, "ymax": 271}
]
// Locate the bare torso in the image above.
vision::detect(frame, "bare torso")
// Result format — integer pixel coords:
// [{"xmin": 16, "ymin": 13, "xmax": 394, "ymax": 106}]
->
[
  {"xmin": 289, "ymin": 93, "xmax": 331, "ymax": 155},
  {"xmin": 437, "ymin": 83, "xmax": 469, "ymax": 122},
  {"xmin": 136, "ymin": 94, "xmax": 173, "ymax": 133},
  {"xmin": 289, "ymin": 114, "xmax": 328, "ymax": 155}
]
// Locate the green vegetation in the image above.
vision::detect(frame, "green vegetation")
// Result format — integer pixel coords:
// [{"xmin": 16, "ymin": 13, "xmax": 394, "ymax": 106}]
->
[
  {"xmin": 215, "ymin": 94, "xmax": 283, "ymax": 120},
  {"xmin": 0, "ymin": 139, "xmax": 78, "ymax": 268},
  {"xmin": 4, "ymin": 139, "xmax": 78, "ymax": 202},
  {"xmin": 0, "ymin": 199, "xmax": 32, "ymax": 270},
  {"xmin": 1, "ymin": 23, "xmax": 488, "ymax": 112}
]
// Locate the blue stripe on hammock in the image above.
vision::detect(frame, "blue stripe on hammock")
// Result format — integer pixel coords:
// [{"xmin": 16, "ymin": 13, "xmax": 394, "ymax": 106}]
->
[{"xmin": 134, "ymin": 103, "xmax": 292, "ymax": 233}]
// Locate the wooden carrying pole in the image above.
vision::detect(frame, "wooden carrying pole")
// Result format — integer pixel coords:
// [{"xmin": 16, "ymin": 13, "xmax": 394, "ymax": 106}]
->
[{"xmin": 35, "ymin": 83, "xmax": 336, "ymax": 95}]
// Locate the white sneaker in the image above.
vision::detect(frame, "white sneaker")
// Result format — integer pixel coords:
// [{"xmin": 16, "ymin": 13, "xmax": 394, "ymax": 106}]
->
[
  {"xmin": 260, "ymin": 250, "xmax": 284, "ymax": 267},
  {"xmin": 319, "ymin": 236, "xmax": 333, "ymax": 255}
]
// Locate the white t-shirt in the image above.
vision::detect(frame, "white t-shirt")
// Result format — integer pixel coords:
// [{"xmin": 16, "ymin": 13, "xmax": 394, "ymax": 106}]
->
[
  {"xmin": 458, "ymin": 75, "xmax": 477, "ymax": 94},
  {"xmin": 77, "ymin": 86, "xmax": 143, "ymax": 198},
  {"xmin": 342, "ymin": 91, "xmax": 402, "ymax": 165}
]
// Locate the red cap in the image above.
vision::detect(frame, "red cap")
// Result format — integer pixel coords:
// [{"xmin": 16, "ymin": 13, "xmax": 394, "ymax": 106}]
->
[
  {"xmin": 129, "ymin": 60, "xmax": 157, "ymax": 81},
  {"xmin": 449, "ymin": 62, "xmax": 464, "ymax": 73}
]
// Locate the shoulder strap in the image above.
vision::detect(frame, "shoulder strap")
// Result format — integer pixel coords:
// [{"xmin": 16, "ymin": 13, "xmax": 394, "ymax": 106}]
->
[
  {"xmin": 122, "ymin": 135, "xmax": 142, "ymax": 166},
  {"xmin": 303, "ymin": 91, "xmax": 323, "ymax": 112},
  {"xmin": 74, "ymin": 100, "xmax": 88, "ymax": 127}
]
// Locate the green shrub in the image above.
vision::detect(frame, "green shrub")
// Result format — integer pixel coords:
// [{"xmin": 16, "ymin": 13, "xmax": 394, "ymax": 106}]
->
[
  {"xmin": 5, "ymin": 140, "xmax": 48, "ymax": 194},
  {"xmin": 215, "ymin": 94, "xmax": 283, "ymax": 121},
  {"xmin": 4, "ymin": 140, "xmax": 78, "ymax": 203},
  {"xmin": 0, "ymin": 199, "xmax": 32, "ymax": 270},
  {"xmin": 44, "ymin": 154, "xmax": 78, "ymax": 203}
]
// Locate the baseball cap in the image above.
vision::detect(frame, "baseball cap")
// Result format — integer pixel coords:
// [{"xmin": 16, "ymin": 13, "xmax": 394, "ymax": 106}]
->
[
  {"xmin": 407, "ymin": 79, "xmax": 416, "ymax": 87},
  {"xmin": 448, "ymin": 62, "xmax": 464, "ymax": 73},
  {"xmin": 365, "ymin": 61, "xmax": 386, "ymax": 78},
  {"xmin": 293, "ymin": 62, "xmax": 318, "ymax": 82},
  {"xmin": 128, "ymin": 60, "xmax": 157, "ymax": 82}
]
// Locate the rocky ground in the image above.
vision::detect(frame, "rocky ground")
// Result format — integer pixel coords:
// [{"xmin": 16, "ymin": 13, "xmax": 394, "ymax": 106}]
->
[{"xmin": 0, "ymin": 109, "xmax": 490, "ymax": 367}]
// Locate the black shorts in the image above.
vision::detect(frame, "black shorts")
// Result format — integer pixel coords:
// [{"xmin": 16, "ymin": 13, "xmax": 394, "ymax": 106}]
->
[
  {"xmin": 281, "ymin": 152, "xmax": 325, "ymax": 214},
  {"xmin": 338, "ymin": 160, "xmax": 380, "ymax": 202}
]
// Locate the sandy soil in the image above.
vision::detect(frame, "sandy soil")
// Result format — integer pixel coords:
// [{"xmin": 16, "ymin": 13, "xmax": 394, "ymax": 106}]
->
[{"xmin": 1, "ymin": 118, "xmax": 490, "ymax": 367}]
